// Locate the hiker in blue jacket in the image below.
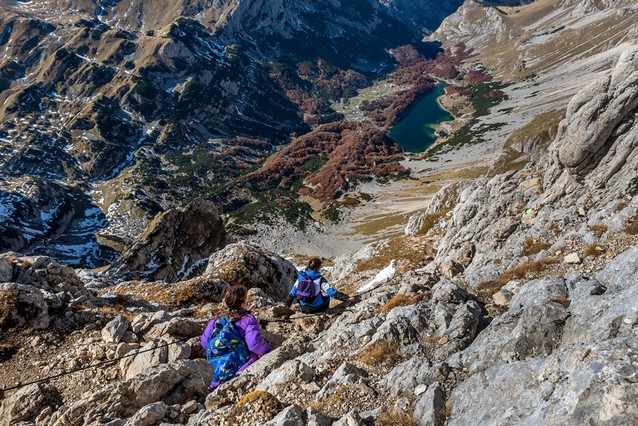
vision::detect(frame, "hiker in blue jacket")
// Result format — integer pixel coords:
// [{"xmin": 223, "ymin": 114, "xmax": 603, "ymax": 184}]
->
[{"xmin": 283, "ymin": 257, "xmax": 354, "ymax": 314}]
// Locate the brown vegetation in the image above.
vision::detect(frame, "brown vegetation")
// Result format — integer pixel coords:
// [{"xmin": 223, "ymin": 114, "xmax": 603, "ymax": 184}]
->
[
  {"xmin": 623, "ymin": 216, "xmax": 638, "ymax": 235},
  {"xmin": 0, "ymin": 290, "xmax": 19, "ymax": 329},
  {"xmin": 376, "ymin": 411, "xmax": 418, "ymax": 426},
  {"xmin": 521, "ymin": 237, "xmax": 551, "ymax": 257},
  {"xmin": 476, "ymin": 257, "xmax": 561, "ymax": 296},
  {"xmin": 414, "ymin": 209, "xmax": 452, "ymax": 236},
  {"xmin": 236, "ymin": 122, "xmax": 406, "ymax": 202},
  {"xmin": 582, "ymin": 243, "xmax": 604, "ymax": 258},
  {"xmin": 360, "ymin": 340, "xmax": 399, "ymax": 367},
  {"xmin": 588, "ymin": 223, "xmax": 608, "ymax": 238},
  {"xmin": 377, "ymin": 294, "xmax": 418, "ymax": 314},
  {"xmin": 352, "ymin": 236, "xmax": 434, "ymax": 277},
  {"xmin": 106, "ymin": 277, "xmax": 225, "ymax": 307}
]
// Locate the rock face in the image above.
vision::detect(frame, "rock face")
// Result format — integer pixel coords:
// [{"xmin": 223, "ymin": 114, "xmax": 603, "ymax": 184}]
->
[
  {"xmin": 205, "ymin": 242, "xmax": 297, "ymax": 300},
  {"xmin": 108, "ymin": 198, "xmax": 228, "ymax": 282},
  {"xmin": 0, "ymin": 253, "xmax": 87, "ymax": 330}
]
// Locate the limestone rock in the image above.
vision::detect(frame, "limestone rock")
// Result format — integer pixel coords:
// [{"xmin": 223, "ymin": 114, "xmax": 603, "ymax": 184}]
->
[
  {"xmin": 108, "ymin": 198, "xmax": 227, "ymax": 283},
  {"xmin": 264, "ymin": 404, "xmax": 304, "ymax": 426},
  {"xmin": 316, "ymin": 362, "xmax": 370, "ymax": 400},
  {"xmin": 414, "ymin": 383, "xmax": 446, "ymax": 426},
  {"xmin": 556, "ymin": 48, "xmax": 638, "ymax": 174},
  {"xmin": 256, "ymin": 359, "xmax": 315, "ymax": 395},
  {"xmin": 0, "ymin": 384, "xmax": 47, "ymax": 423},
  {"xmin": 125, "ymin": 401, "xmax": 169, "ymax": 426},
  {"xmin": 120, "ymin": 340, "xmax": 169, "ymax": 380},
  {"xmin": 205, "ymin": 242, "xmax": 296, "ymax": 300},
  {"xmin": 563, "ymin": 253, "xmax": 582, "ymax": 264},
  {"xmin": 102, "ymin": 316, "xmax": 131, "ymax": 344},
  {"xmin": 0, "ymin": 283, "xmax": 50, "ymax": 330}
]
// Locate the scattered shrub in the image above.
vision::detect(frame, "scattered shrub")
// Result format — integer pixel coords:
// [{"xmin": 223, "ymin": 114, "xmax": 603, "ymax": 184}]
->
[
  {"xmin": 623, "ymin": 216, "xmax": 638, "ymax": 235},
  {"xmin": 415, "ymin": 209, "xmax": 452, "ymax": 236},
  {"xmin": 588, "ymin": 223, "xmax": 608, "ymax": 238},
  {"xmin": 376, "ymin": 410, "xmax": 417, "ymax": 426},
  {"xmin": 615, "ymin": 201, "xmax": 628, "ymax": 212},
  {"xmin": 360, "ymin": 340, "xmax": 398, "ymax": 367},
  {"xmin": 521, "ymin": 237, "xmax": 551, "ymax": 257},
  {"xmin": 0, "ymin": 290, "xmax": 19, "ymax": 329},
  {"xmin": 477, "ymin": 257, "xmax": 560, "ymax": 296},
  {"xmin": 377, "ymin": 294, "xmax": 418, "ymax": 314},
  {"xmin": 581, "ymin": 244, "xmax": 604, "ymax": 258}
]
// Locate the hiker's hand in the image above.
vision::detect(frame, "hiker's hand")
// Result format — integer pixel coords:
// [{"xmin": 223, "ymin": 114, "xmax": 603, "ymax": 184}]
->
[
  {"xmin": 348, "ymin": 295, "xmax": 360, "ymax": 303},
  {"xmin": 273, "ymin": 304, "xmax": 294, "ymax": 318}
]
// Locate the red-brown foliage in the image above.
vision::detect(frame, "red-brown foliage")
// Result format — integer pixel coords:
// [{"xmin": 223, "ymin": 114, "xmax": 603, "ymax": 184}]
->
[
  {"xmin": 391, "ymin": 45, "xmax": 425, "ymax": 67},
  {"xmin": 235, "ymin": 122, "xmax": 406, "ymax": 202},
  {"xmin": 487, "ymin": 89, "xmax": 505, "ymax": 100},
  {"xmin": 465, "ymin": 70, "xmax": 493, "ymax": 85}
]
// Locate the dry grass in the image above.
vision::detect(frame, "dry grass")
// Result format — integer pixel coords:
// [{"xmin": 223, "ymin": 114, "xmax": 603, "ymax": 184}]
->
[
  {"xmin": 97, "ymin": 305, "xmax": 136, "ymax": 321},
  {"xmin": 106, "ymin": 277, "xmax": 225, "ymax": 307},
  {"xmin": 476, "ymin": 257, "xmax": 561, "ymax": 296},
  {"xmin": 236, "ymin": 390, "xmax": 281, "ymax": 408},
  {"xmin": 351, "ymin": 236, "xmax": 434, "ymax": 278},
  {"xmin": 588, "ymin": 223, "xmax": 608, "ymax": 238},
  {"xmin": 623, "ymin": 216, "xmax": 638, "ymax": 235},
  {"xmin": 376, "ymin": 411, "xmax": 417, "ymax": 426},
  {"xmin": 490, "ymin": 110, "xmax": 564, "ymax": 176},
  {"xmin": 309, "ymin": 384, "xmax": 350, "ymax": 412},
  {"xmin": 521, "ymin": 237, "xmax": 551, "ymax": 257},
  {"xmin": 581, "ymin": 244, "xmax": 604, "ymax": 258},
  {"xmin": 0, "ymin": 290, "xmax": 19, "ymax": 329},
  {"xmin": 414, "ymin": 209, "xmax": 452, "ymax": 236},
  {"xmin": 360, "ymin": 340, "xmax": 399, "ymax": 367},
  {"xmin": 227, "ymin": 391, "xmax": 283, "ymax": 424},
  {"xmin": 376, "ymin": 294, "xmax": 418, "ymax": 314},
  {"xmin": 615, "ymin": 201, "xmax": 628, "ymax": 212}
]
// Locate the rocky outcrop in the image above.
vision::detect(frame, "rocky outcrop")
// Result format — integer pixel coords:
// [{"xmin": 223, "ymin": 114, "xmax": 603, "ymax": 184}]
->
[
  {"xmin": 447, "ymin": 247, "xmax": 638, "ymax": 425},
  {"xmin": 108, "ymin": 198, "xmax": 227, "ymax": 283},
  {"xmin": 205, "ymin": 242, "xmax": 296, "ymax": 300},
  {"xmin": 0, "ymin": 253, "xmax": 88, "ymax": 330}
]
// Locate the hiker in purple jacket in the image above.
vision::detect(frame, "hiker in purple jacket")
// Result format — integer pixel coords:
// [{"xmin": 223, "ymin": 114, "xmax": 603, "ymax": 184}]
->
[{"xmin": 200, "ymin": 285, "xmax": 272, "ymax": 389}]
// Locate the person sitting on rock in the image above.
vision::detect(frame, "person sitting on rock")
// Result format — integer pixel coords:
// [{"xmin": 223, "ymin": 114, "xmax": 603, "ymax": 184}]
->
[
  {"xmin": 200, "ymin": 285, "xmax": 272, "ymax": 389},
  {"xmin": 283, "ymin": 257, "xmax": 355, "ymax": 314}
]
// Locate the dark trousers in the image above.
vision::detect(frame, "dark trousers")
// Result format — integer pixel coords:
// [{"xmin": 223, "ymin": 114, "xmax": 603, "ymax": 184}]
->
[{"xmin": 300, "ymin": 297, "xmax": 330, "ymax": 314}]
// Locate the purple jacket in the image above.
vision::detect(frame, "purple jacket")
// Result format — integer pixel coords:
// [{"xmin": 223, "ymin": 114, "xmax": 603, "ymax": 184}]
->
[{"xmin": 200, "ymin": 310, "xmax": 271, "ymax": 387}]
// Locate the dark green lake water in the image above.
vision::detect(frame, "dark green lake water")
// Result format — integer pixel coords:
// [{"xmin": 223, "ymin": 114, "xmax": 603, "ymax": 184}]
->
[{"xmin": 388, "ymin": 84, "xmax": 453, "ymax": 153}]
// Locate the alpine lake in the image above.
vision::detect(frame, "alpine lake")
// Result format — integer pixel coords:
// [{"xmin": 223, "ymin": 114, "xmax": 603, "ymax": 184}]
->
[{"xmin": 388, "ymin": 83, "xmax": 453, "ymax": 153}]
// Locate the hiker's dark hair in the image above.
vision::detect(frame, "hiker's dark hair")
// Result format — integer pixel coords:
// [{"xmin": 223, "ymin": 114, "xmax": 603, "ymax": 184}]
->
[
  {"xmin": 307, "ymin": 258, "xmax": 322, "ymax": 271},
  {"xmin": 216, "ymin": 285, "xmax": 248, "ymax": 321}
]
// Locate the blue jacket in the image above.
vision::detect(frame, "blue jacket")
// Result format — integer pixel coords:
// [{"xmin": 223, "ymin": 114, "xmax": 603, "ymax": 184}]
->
[{"xmin": 284, "ymin": 269, "xmax": 348, "ymax": 308}]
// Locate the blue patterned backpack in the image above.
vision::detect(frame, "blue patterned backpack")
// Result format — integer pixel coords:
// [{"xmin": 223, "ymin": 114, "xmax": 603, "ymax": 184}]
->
[{"xmin": 206, "ymin": 316, "xmax": 249, "ymax": 382}]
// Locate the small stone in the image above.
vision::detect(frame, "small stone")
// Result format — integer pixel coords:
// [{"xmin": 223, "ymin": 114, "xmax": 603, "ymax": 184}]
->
[
  {"xmin": 415, "ymin": 384, "xmax": 428, "ymax": 396},
  {"xmin": 492, "ymin": 291, "xmax": 511, "ymax": 306},
  {"xmin": 438, "ymin": 336, "xmax": 449, "ymax": 344},
  {"xmin": 564, "ymin": 253, "xmax": 582, "ymax": 264}
]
